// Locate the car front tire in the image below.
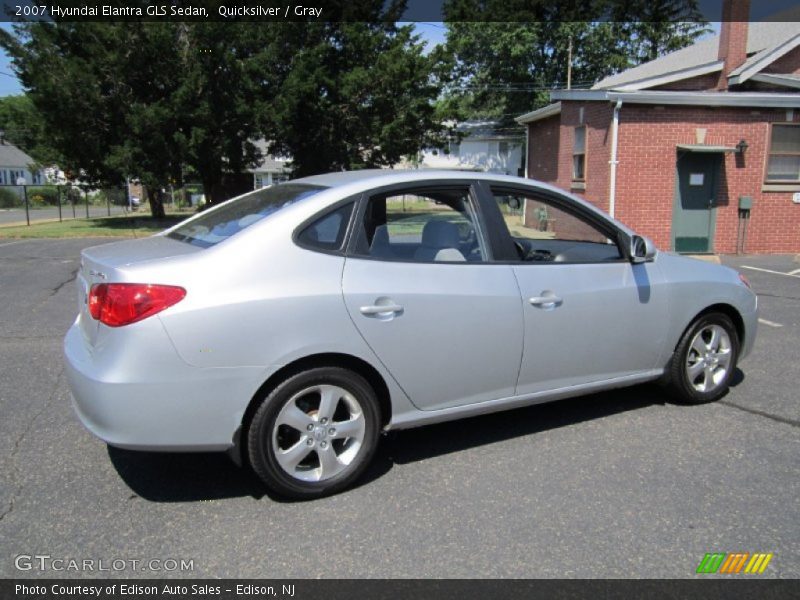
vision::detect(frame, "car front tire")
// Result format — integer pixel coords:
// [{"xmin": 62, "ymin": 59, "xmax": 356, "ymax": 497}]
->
[
  {"xmin": 666, "ymin": 312, "xmax": 740, "ymax": 404},
  {"xmin": 247, "ymin": 367, "xmax": 381, "ymax": 499}
]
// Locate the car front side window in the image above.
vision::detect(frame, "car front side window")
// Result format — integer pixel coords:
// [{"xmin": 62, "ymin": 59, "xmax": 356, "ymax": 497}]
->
[{"xmin": 491, "ymin": 188, "xmax": 622, "ymax": 263}]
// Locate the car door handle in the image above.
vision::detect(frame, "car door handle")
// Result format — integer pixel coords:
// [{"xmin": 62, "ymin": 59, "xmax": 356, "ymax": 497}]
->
[
  {"xmin": 529, "ymin": 294, "xmax": 563, "ymax": 309},
  {"xmin": 360, "ymin": 304, "xmax": 404, "ymax": 316}
]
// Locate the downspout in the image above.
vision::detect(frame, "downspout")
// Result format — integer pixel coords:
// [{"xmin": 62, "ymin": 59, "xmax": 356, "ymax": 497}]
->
[
  {"xmin": 608, "ymin": 99, "xmax": 622, "ymax": 218},
  {"xmin": 522, "ymin": 123, "xmax": 529, "ymax": 225},
  {"xmin": 523, "ymin": 121, "xmax": 529, "ymax": 179}
]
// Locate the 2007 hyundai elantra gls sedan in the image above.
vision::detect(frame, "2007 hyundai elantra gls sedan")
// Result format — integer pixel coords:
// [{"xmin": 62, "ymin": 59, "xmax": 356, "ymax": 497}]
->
[{"xmin": 65, "ymin": 170, "xmax": 757, "ymax": 498}]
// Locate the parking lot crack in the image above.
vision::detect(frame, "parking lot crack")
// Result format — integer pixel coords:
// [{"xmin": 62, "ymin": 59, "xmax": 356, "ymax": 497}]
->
[
  {"xmin": 719, "ymin": 400, "xmax": 800, "ymax": 429},
  {"xmin": 0, "ymin": 367, "xmax": 65, "ymax": 526},
  {"xmin": 50, "ymin": 267, "xmax": 79, "ymax": 297},
  {"xmin": 757, "ymin": 292, "xmax": 800, "ymax": 302}
]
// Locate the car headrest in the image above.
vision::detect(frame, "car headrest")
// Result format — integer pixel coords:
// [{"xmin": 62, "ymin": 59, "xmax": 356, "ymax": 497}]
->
[{"xmin": 421, "ymin": 220, "xmax": 461, "ymax": 248}]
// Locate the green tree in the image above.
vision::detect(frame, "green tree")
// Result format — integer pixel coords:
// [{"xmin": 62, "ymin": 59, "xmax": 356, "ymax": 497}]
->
[
  {"xmin": 0, "ymin": 22, "xmax": 268, "ymax": 215},
  {"xmin": 0, "ymin": 95, "xmax": 59, "ymax": 166},
  {"xmin": 172, "ymin": 23, "xmax": 268, "ymax": 204},
  {"xmin": 609, "ymin": 0, "xmax": 710, "ymax": 64},
  {"xmin": 266, "ymin": 21, "xmax": 447, "ymax": 176},
  {"xmin": 441, "ymin": 0, "xmax": 709, "ymax": 123}
]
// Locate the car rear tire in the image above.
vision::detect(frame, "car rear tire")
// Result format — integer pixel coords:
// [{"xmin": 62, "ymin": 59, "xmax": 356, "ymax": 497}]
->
[
  {"xmin": 247, "ymin": 367, "xmax": 381, "ymax": 499},
  {"xmin": 666, "ymin": 312, "xmax": 739, "ymax": 404}
]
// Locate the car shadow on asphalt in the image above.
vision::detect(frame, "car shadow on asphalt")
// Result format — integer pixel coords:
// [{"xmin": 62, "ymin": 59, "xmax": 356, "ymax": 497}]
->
[
  {"xmin": 107, "ymin": 372, "xmax": 744, "ymax": 503},
  {"xmin": 372, "ymin": 370, "xmax": 743, "ymax": 474},
  {"xmin": 107, "ymin": 446, "xmax": 269, "ymax": 502}
]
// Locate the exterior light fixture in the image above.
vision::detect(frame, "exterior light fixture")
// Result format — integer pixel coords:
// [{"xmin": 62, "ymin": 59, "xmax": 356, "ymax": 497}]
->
[{"xmin": 736, "ymin": 139, "xmax": 749, "ymax": 154}]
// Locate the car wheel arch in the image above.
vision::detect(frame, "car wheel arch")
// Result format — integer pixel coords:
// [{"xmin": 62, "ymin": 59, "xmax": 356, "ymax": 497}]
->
[
  {"xmin": 680, "ymin": 303, "xmax": 745, "ymax": 351},
  {"xmin": 233, "ymin": 352, "xmax": 392, "ymax": 468}
]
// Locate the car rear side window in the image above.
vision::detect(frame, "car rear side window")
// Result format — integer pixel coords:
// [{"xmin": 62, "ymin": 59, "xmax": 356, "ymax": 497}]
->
[
  {"xmin": 297, "ymin": 202, "xmax": 354, "ymax": 252},
  {"xmin": 167, "ymin": 184, "xmax": 325, "ymax": 248},
  {"xmin": 351, "ymin": 188, "xmax": 488, "ymax": 263}
]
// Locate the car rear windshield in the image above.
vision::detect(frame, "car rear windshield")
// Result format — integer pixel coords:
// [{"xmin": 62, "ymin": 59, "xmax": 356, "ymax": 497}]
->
[{"xmin": 167, "ymin": 184, "xmax": 325, "ymax": 248}]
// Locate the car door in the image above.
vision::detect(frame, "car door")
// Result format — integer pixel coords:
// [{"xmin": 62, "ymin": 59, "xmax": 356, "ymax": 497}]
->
[
  {"xmin": 341, "ymin": 184, "xmax": 524, "ymax": 412},
  {"xmin": 486, "ymin": 185, "xmax": 668, "ymax": 395}
]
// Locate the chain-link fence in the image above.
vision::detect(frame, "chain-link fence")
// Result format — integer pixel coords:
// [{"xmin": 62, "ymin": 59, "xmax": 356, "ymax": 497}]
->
[{"xmin": 0, "ymin": 184, "xmax": 130, "ymax": 226}]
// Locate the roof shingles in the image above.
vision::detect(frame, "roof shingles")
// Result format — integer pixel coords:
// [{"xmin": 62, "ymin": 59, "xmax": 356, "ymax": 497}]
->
[{"xmin": 593, "ymin": 20, "xmax": 800, "ymax": 90}]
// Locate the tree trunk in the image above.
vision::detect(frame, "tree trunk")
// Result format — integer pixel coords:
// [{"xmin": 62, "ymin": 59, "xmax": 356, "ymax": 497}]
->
[
  {"xmin": 201, "ymin": 174, "xmax": 226, "ymax": 206},
  {"xmin": 144, "ymin": 185, "xmax": 166, "ymax": 219}
]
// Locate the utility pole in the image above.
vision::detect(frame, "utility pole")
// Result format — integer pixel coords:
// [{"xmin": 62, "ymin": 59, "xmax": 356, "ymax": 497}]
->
[{"xmin": 567, "ymin": 37, "xmax": 573, "ymax": 90}]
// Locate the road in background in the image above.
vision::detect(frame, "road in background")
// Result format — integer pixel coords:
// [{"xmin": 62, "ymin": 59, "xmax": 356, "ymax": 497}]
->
[{"xmin": 0, "ymin": 205, "xmax": 129, "ymax": 226}]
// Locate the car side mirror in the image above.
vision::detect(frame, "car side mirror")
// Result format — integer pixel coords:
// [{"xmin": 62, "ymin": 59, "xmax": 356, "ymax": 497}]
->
[{"xmin": 630, "ymin": 235, "xmax": 656, "ymax": 263}]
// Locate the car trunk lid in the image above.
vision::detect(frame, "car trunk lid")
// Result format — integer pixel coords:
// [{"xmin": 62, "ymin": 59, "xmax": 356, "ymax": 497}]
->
[{"xmin": 76, "ymin": 236, "xmax": 201, "ymax": 346}]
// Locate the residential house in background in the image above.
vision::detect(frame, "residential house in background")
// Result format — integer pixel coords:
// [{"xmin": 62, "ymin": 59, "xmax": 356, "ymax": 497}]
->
[
  {"xmin": 249, "ymin": 140, "xmax": 290, "ymax": 188},
  {"xmin": 0, "ymin": 139, "xmax": 43, "ymax": 186},
  {"xmin": 413, "ymin": 121, "xmax": 525, "ymax": 175},
  {"xmin": 517, "ymin": 1, "xmax": 800, "ymax": 254},
  {"xmin": 126, "ymin": 140, "xmax": 291, "ymax": 207}
]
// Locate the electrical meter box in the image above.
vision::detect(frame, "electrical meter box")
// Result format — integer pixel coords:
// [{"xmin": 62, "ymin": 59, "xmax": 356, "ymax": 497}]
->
[{"xmin": 738, "ymin": 196, "xmax": 753, "ymax": 210}]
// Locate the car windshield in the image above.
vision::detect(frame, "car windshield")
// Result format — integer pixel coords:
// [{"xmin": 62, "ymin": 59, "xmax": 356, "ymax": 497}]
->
[{"xmin": 167, "ymin": 183, "xmax": 325, "ymax": 248}]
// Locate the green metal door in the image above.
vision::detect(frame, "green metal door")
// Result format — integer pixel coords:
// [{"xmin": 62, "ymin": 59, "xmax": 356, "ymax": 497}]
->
[{"xmin": 673, "ymin": 152, "xmax": 719, "ymax": 253}]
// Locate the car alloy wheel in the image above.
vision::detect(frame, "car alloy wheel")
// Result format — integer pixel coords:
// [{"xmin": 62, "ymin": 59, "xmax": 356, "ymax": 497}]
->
[
  {"xmin": 684, "ymin": 324, "xmax": 733, "ymax": 394},
  {"xmin": 272, "ymin": 384, "xmax": 367, "ymax": 482},
  {"xmin": 667, "ymin": 312, "xmax": 739, "ymax": 404},
  {"xmin": 247, "ymin": 367, "xmax": 380, "ymax": 499}
]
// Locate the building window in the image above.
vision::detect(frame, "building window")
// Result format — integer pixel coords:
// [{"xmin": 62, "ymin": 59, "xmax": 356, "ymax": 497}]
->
[
  {"xmin": 572, "ymin": 126, "xmax": 586, "ymax": 181},
  {"xmin": 766, "ymin": 124, "xmax": 800, "ymax": 182}
]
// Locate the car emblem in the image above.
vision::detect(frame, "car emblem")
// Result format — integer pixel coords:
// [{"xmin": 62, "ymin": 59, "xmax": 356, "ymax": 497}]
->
[{"xmin": 89, "ymin": 270, "xmax": 107, "ymax": 279}]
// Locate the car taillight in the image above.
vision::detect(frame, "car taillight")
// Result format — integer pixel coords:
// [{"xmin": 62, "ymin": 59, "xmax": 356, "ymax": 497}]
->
[{"xmin": 88, "ymin": 283, "xmax": 186, "ymax": 327}]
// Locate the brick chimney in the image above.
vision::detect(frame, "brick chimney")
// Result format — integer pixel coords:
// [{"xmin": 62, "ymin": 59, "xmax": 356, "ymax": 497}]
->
[{"xmin": 717, "ymin": 0, "xmax": 750, "ymax": 89}]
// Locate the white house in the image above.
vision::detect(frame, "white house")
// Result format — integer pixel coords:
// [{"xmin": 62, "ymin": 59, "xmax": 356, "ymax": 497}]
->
[
  {"xmin": 0, "ymin": 140, "xmax": 43, "ymax": 186},
  {"xmin": 249, "ymin": 140, "xmax": 290, "ymax": 188},
  {"xmin": 414, "ymin": 121, "xmax": 526, "ymax": 175}
]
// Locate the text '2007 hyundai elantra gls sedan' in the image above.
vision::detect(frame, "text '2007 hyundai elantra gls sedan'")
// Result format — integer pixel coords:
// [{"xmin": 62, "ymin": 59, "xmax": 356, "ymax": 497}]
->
[{"xmin": 64, "ymin": 170, "xmax": 757, "ymax": 499}]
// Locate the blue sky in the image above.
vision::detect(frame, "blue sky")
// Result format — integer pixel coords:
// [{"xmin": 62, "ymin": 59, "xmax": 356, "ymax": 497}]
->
[{"xmin": 0, "ymin": 23, "xmax": 20, "ymax": 96}]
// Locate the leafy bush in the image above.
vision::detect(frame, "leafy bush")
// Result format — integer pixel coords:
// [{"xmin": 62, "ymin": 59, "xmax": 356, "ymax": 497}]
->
[
  {"xmin": 0, "ymin": 188, "xmax": 21, "ymax": 208},
  {"xmin": 27, "ymin": 186, "xmax": 60, "ymax": 206}
]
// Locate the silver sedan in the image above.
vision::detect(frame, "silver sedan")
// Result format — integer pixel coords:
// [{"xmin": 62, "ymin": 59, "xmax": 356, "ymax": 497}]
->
[{"xmin": 64, "ymin": 170, "xmax": 758, "ymax": 498}]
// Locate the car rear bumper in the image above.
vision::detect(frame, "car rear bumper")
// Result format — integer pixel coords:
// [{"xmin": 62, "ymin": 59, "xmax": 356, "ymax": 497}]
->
[{"xmin": 64, "ymin": 319, "xmax": 266, "ymax": 451}]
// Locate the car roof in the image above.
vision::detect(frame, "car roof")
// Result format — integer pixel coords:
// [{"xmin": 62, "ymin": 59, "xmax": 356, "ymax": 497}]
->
[{"xmin": 295, "ymin": 169, "xmax": 527, "ymax": 188}]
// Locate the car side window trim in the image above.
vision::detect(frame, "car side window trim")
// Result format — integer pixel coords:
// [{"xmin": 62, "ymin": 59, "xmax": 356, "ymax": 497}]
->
[
  {"xmin": 473, "ymin": 180, "xmax": 522, "ymax": 262},
  {"xmin": 344, "ymin": 181, "xmax": 496, "ymax": 264},
  {"xmin": 478, "ymin": 183, "xmax": 628, "ymax": 265}
]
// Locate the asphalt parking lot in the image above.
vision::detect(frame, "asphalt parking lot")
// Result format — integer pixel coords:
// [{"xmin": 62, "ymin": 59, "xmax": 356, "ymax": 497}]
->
[{"xmin": 0, "ymin": 238, "xmax": 798, "ymax": 579}]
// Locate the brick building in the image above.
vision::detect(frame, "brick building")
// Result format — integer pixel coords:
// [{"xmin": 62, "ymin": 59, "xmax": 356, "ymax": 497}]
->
[{"xmin": 517, "ymin": 2, "xmax": 800, "ymax": 254}]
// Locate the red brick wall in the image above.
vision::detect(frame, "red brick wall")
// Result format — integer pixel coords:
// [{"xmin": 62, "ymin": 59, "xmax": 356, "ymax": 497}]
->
[
  {"xmin": 525, "ymin": 101, "xmax": 800, "ymax": 254},
  {"xmin": 717, "ymin": 1, "xmax": 750, "ymax": 89},
  {"xmin": 526, "ymin": 115, "xmax": 560, "ymax": 184},
  {"xmin": 653, "ymin": 72, "xmax": 721, "ymax": 91},
  {"xmin": 540, "ymin": 102, "xmax": 613, "ymax": 211},
  {"xmin": 613, "ymin": 104, "xmax": 800, "ymax": 254}
]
